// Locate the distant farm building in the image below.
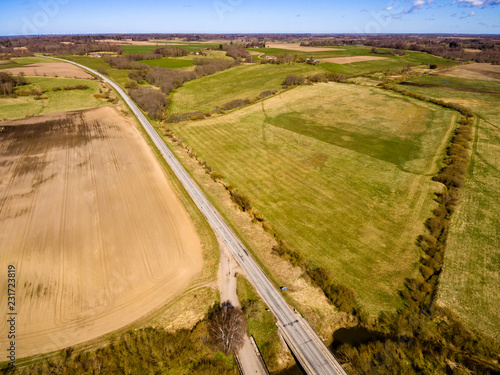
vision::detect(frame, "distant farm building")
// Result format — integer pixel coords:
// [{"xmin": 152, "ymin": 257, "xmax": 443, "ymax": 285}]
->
[{"xmin": 306, "ymin": 58, "xmax": 321, "ymax": 64}]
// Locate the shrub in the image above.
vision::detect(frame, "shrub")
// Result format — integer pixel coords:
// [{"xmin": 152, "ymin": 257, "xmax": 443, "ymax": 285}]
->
[
  {"xmin": 259, "ymin": 90, "xmax": 276, "ymax": 98},
  {"xmin": 97, "ymin": 68, "xmax": 108, "ymax": 76},
  {"xmin": 167, "ymin": 111, "xmax": 205, "ymax": 123},
  {"xmin": 283, "ymin": 74, "xmax": 299, "ymax": 86},
  {"xmin": 221, "ymin": 98, "xmax": 251, "ymax": 111},
  {"xmin": 229, "ymin": 190, "xmax": 251, "ymax": 212},
  {"xmin": 63, "ymin": 84, "xmax": 89, "ymax": 90}
]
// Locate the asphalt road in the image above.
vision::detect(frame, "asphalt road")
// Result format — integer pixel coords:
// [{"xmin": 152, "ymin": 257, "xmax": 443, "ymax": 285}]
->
[{"xmin": 44, "ymin": 56, "xmax": 348, "ymax": 375}]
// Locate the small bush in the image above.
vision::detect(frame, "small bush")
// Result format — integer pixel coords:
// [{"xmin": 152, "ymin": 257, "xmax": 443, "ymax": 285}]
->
[
  {"xmin": 221, "ymin": 98, "xmax": 251, "ymax": 111},
  {"xmin": 230, "ymin": 190, "xmax": 251, "ymax": 212},
  {"xmin": 63, "ymin": 84, "xmax": 89, "ymax": 90}
]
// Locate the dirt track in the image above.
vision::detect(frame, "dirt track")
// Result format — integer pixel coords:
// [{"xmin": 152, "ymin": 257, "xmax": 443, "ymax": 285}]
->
[
  {"xmin": 2, "ymin": 62, "xmax": 92, "ymax": 79},
  {"xmin": 0, "ymin": 107, "xmax": 203, "ymax": 358}
]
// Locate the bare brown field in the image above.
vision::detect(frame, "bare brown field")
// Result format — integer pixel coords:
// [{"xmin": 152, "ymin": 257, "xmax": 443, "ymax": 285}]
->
[
  {"xmin": 464, "ymin": 48, "xmax": 482, "ymax": 53},
  {"xmin": 2, "ymin": 62, "xmax": 92, "ymax": 79},
  {"xmin": 98, "ymin": 39, "xmax": 163, "ymax": 46},
  {"xmin": 267, "ymin": 43, "xmax": 344, "ymax": 52},
  {"xmin": 438, "ymin": 63, "xmax": 500, "ymax": 81},
  {"xmin": 0, "ymin": 107, "xmax": 203, "ymax": 358},
  {"xmin": 322, "ymin": 56, "xmax": 388, "ymax": 64}
]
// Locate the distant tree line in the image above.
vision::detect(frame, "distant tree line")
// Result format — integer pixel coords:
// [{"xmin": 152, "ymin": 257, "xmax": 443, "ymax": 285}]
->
[
  {"xmin": 299, "ymin": 35, "xmax": 500, "ymax": 64},
  {"xmin": 300, "ymin": 39, "xmax": 357, "ymax": 47}
]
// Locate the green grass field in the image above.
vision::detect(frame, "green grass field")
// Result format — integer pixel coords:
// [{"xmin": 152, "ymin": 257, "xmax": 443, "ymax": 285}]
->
[
  {"xmin": 121, "ymin": 44, "xmax": 166, "ymax": 54},
  {"xmin": 0, "ymin": 77, "xmax": 107, "ymax": 120},
  {"xmin": 401, "ymin": 75, "xmax": 500, "ymax": 338},
  {"xmin": 170, "ymin": 63, "xmax": 324, "ymax": 114},
  {"xmin": 169, "ymin": 83, "xmax": 458, "ymax": 313},
  {"xmin": 139, "ymin": 58, "xmax": 194, "ymax": 69}
]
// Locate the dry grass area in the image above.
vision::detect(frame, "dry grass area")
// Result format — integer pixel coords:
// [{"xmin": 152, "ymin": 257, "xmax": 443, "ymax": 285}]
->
[
  {"xmin": 463, "ymin": 48, "xmax": 482, "ymax": 53},
  {"xmin": 267, "ymin": 43, "xmax": 344, "ymax": 52},
  {"xmin": 322, "ymin": 56, "xmax": 388, "ymax": 64},
  {"xmin": 438, "ymin": 63, "xmax": 500, "ymax": 81},
  {"xmin": 2, "ymin": 62, "xmax": 92, "ymax": 79},
  {"xmin": 0, "ymin": 107, "xmax": 203, "ymax": 359}
]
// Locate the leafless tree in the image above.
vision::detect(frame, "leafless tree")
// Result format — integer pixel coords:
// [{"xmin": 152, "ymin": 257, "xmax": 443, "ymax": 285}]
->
[{"xmin": 209, "ymin": 301, "xmax": 246, "ymax": 354}]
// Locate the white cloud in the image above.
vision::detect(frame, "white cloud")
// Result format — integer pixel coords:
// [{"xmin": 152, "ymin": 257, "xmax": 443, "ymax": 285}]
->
[
  {"xmin": 460, "ymin": 10, "xmax": 477, "ymax": 17},
  {"xmin": 384, "ymin": 6, "xmax": 393, "ymax": 10},
  {"xmin": 457, "ymin": 0, "xmax": 500, "ymax": 7}
]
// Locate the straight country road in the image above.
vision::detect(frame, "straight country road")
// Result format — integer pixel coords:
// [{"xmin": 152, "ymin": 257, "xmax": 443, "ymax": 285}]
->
[{"xmin": 43, "ymin": 55, "xmax": 348, "ymax": 375}]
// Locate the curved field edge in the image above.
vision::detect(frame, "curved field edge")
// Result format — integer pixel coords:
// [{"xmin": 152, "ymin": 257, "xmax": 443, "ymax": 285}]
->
[{"xmin": 167, "ymin": 82, "xmax": 458, "ymax": 314}]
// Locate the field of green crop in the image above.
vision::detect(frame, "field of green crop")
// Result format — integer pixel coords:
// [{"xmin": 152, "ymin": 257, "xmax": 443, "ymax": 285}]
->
[
  {"xmin": 169, "ymin": 83, "xmax": 458, "ymax": 313},
  {"xmin": 401, "ymin": 74, "xmax": 500, "ymax": 338},
  {"xmin": 121, "ymin": 44, "xmax": 165, "ymax": 54},
  {"xmin": 0, "ymin": 77, "xmax": 106, "ymax": 120},
  {"xmin": 170, "ymin": 63, "xmax": 323, "ymax": 114},
  {"xmin": 139, "ymin": 58, "xmax": 194, "ymax": 69}
]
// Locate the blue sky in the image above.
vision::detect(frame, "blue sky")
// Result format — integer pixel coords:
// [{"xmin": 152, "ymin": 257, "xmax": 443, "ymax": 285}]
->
[{"xmin": 0, "ymin": 0, "xmax": 499, "ymax": 36}]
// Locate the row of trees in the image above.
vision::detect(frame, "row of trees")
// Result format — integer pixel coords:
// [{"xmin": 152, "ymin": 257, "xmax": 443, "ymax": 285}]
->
[
  {"xmin": 283, "ymin": 72, "xmax": 346, "ymax": 86},
  {"xmin": 334, "ymin": 85, "xmax": 500, "ymax": 374}
]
